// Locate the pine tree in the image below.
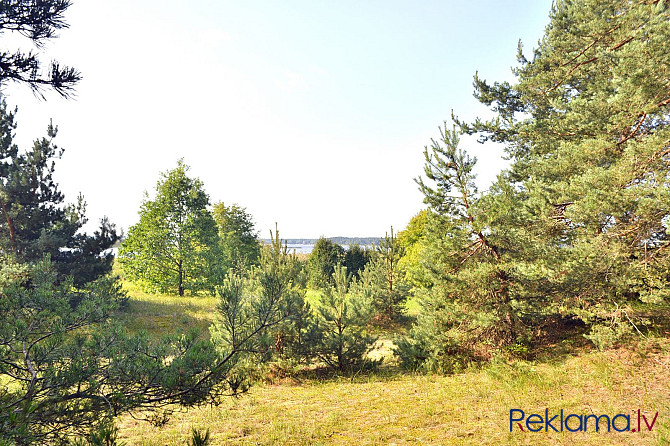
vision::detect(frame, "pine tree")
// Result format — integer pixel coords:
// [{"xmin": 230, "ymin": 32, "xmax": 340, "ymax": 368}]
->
[
  {"xmin": 364, "ymin": 227, "xmax": 409, "ymax": 323},
  {"xmin": 400, "ymin": 1, "xmax": 670, "ymax": 371},
  {"xmin": 0, "ymin": 99, "xmax": 118, "ymax": 286},
  {"xmin": 0, "ymin": 255, "xmax": 258, "ymax": 444},
  {"xmin": 210, "ymin": 227, "xmax": 313, "ymax": 370},
  {"xmin": 0, "ymin": 0, "xmax": 80, "ymax": 97},
  {"xmin": 313, "ymin": 264, "xmax": 377, "ymax": 371},
  {"xmin": 460, "ymin": 0, "xmax": 670, "ymax": 347},
  {"xmin": 397, "ymin": 126, "xmax": 527, "ymax": 371}
]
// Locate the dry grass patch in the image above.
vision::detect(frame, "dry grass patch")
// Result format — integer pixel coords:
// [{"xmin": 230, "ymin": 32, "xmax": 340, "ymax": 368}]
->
[{"xmin": 117, "ymin": 339, "xmax": 670, "ymax": 445}]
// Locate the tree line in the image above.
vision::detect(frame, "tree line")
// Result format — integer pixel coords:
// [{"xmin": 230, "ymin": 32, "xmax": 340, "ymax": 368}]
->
[{"xmin": 265, "ymin": 237, "xmax": 381, "ymax": 245}]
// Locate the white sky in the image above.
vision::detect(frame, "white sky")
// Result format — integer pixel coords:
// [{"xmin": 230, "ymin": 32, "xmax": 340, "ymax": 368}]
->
[{"xmin": 1, "ymin": 1, "xmax": 552, "ymax": 239}]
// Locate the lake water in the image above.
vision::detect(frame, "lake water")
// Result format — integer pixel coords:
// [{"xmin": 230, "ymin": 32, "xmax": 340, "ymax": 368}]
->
[
  {"xmin": 284, "ymin": 244, "xmax": 374, "ymax": 254},
  {"xmin": 285, "ymin": 244, "xmax": 315, "ymax": 254}
]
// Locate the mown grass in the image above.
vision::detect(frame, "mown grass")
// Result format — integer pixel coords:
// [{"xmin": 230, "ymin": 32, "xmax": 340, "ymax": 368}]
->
[{"xmin": 115, "ymin": 285, "xmax": 670, "ymax": 445}]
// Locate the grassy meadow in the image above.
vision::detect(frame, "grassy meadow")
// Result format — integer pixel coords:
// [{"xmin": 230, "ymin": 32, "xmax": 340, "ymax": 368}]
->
[
  {"xmin": 115, "ymin": 282, "xmax": 218, "ymax": 337},
  {"xmin": 115, "ymin": 283, "xmax": 670, "ymax": 445}
]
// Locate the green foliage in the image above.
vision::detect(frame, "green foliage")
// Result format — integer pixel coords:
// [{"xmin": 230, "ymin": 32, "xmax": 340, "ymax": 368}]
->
[
  {"xmin": 307, "ymin": 238, "xmax": 371, "ymax": 291},
  {"xmin": 397, "ymin": 210, "xmax": 432, "ymax": 289},
  {"xmin": 312, "ymin": 264, "xmax": 378, "ymax": 371},
  {"xmin": 86, "ymin": 422, "xmax": 125, "ymax": 446},
  {"xmin": 211, "ymin": 234, "xmax": 377, "ymax": 373},
  {"xmin": 119, "ymin": 161, "xmax": 220, "ymax": 296},
  {"xmin": 272, "ymin": 271, "xmax": 318, "ymax": 367},
  {"xmin": 583, "ymin": 323, "xmax": 633, "ymax": 351},
  {"xmin": 69, "ymin": 421, "xmax": 125, "ymax": 446},
  {"xmin": 0, "ymin": 258, "xmax": 235, "ymax": 445},
  {"xmin": 212, "ymin": 202, "xmax": 260, "ymax": 271},
  {"xmin": 341, "ymin": 243, "xmax": 371, "ymax": 280},
  {"xmin": 189, "ymin": 427, "xmax": 210, "ymax": 446},
  {"xmin": 0, "ymin": 4, "xmax": 262, "ymax": 443},
  {"xmin": 403, "ymin": 0, "xmax": 670, "ymax": 371},
  {"xmin": 459, "ymin": 0, "xmax": 670, "ymax": 346},
  {"xmin": 210, "ymin": 227, "xmax": 312, "ymax": 371},
  {"xmin": 307, "ymin": 237, "xmax": 345, "ymax": 288},
  {"xmin": 0, "ymin": 100, "xmax": 119, "ymax": 286},
  {"xmin": 398, "ymin": 126, "xmax": 525, "ymax": 371},
  {"xmin": 361, "ymin": 228, "xmax": 409, "ymax": 323}
]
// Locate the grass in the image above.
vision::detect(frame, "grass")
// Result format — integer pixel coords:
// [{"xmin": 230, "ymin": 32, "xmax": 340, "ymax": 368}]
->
[
  {"xmin": 115, "ymin": 284, "xmax": 670, "ymax": 445},
  {"xmin": 115, "ymin": 281, "xmax": 218, "ymax": 337},
  {"xmin": 117, "ymin": 342, "xmax": 670, "ymax": 445},
  {"xmin": 304, "ymin": 288, "xmax": 322, "ymax": 307}
]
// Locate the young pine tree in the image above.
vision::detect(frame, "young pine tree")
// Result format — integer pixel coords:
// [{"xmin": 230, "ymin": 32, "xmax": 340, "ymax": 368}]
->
[
  {"xmin": 210, "ymin": 227, "xmax": 315, "ymax": 373},
  {"xmin": 361, "ymin": 228, "xmax": 409, "ymax": 324},
  {"xmin": 397, "ymin": 125, "xmax": 531, "ymax": 372},
  {"xmin": 313, "ymin": 264, "xmax": 377, "ymax": 371},
  {"xmin": 0, "ymin": 257, "xmax": 235, "ymax": 445}
]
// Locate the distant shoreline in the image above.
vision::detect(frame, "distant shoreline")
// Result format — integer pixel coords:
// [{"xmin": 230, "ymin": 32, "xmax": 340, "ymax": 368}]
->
[{"xmin": 260, "ymin": 237, "xmax": 381, "ymax": 245}]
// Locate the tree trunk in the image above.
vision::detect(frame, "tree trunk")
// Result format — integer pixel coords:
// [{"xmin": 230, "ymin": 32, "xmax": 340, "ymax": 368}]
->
[
  {"xmin": 178, "ymin": 259, "xmax": 184, "ymax": 296},
  {"xmin": 337, "ymin": 322, "xmax": 344, "ymax": 371},
  {"xmin": 494, "ymin": 269, "xmax": 515, "ymax": 344},
  {"xmin": 0, "ymin": 199, "xmax": 18, "ymax": 254}
]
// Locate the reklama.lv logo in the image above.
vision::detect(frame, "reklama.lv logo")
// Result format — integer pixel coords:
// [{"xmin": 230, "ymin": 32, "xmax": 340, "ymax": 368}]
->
[{"xmin": 510, "ymin": 409, "xmax": 659, "ymax": 433}]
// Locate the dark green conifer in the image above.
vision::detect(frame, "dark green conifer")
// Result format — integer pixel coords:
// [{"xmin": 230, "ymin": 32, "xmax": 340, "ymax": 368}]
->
[{"xmin": 0, "ymin": 100, "xmax": 118, "ymax": 286}]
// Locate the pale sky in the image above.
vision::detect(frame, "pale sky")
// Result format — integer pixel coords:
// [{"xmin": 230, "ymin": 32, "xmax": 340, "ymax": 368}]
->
[{"xmin": 2, "ymin": 1, "xmax": 552, "ymax": 239}]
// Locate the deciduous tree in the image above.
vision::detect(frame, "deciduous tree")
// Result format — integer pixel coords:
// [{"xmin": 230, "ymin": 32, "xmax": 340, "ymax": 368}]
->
[
  {"xmin": 119, "ymin": 161, "xmax": 220, "ymax": 296},
  {"xmin": 212, "ymin": 202, "xmax": 260, "ymax": 271},
  {"xmin": 397, "ymin": 210, "xmax": 432, "ymax": 289}
]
